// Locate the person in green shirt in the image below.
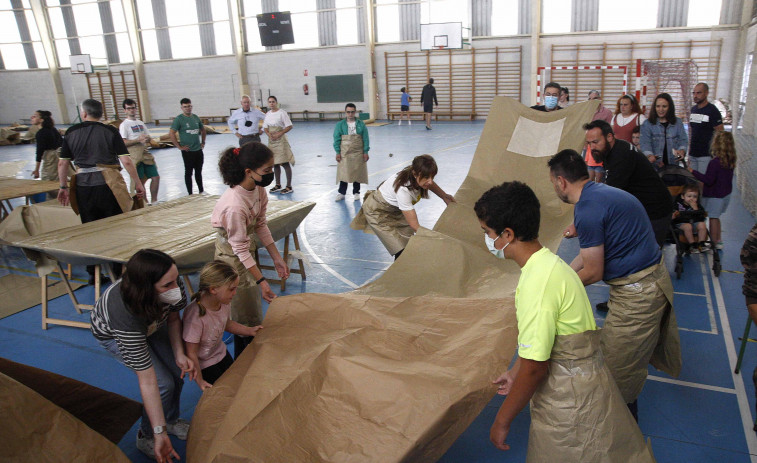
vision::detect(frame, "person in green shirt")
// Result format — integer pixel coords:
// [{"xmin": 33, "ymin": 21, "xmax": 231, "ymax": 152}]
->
[
  {"xmin": 333, "ymin": 103, "xmax": 369, "ymax": 201},
  {"xmin": 169, "ymin": 98, "xmax": 206, "ymax": 194},
  {"xmin": 475, "ymin": 181, "xmax": 654, "ymax": 462}
]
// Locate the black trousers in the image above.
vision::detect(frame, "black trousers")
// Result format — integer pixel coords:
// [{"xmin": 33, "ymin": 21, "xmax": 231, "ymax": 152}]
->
[
  {"xmin": 181, "ymin": 150, "xmax": 204, "ymax": 194},
  {"xmin": 239, "ymin": 134, "xmax": 261, "ymax": 147},
  {"xmin": 338, "ymin": 181, "xmax": 360, "ymax": 195},
  {"xmin": 76, "ymin": 183, "xmax": 124, "ymax": 277},
  {"xmin": 201, "ymin": 351, "xmax": 234, "ymax": 384},
  {"xmin": 650, "ymin": 215, "xmax": 671, "ymax": 248}
]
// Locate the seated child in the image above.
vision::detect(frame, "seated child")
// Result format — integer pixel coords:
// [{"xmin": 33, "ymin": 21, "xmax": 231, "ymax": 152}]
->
[
  {"xmin": 631, "ymin": 125, "xmax": 641, "ymax": 150},
  {"xmin": 673, "ymin": 184, "xmax": 708, "ymax": 253},
  {"xmin": 183, "ymin": 260, "xmax": 263, "ymax": 390}
]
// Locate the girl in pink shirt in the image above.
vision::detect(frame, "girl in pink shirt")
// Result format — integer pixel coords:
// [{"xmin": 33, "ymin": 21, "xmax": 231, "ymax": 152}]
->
[
  {"xmin": 211, "ymin": 142, "xmax": 289, "ymax": 358},
  {"xmin": 183, "ymin": 260, "xmax": 263, "ymax": 390}
]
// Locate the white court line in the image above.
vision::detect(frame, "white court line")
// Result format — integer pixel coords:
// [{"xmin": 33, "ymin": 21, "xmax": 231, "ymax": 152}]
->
[
  {"xmin": 675, "ymin": 291, "xmax": 706, "ymax": 297},
  {"xmin": 707, "ymin": 252, "xmax": 757, "ymax": 462},
  {"xmin": 679, "ymin": 327, "xmax": 721, "ymax": 334},
  {"xmin": 699, "ymin": 254, "xmax": 719, "ymax": 335},
  {"xmin": 646, "ymin": 375, "xmax": 736, "ymax": 395}
]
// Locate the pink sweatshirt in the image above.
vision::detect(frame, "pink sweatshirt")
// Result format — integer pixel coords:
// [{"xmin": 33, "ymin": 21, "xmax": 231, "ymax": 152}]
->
[{"xmin": 211, "ymin": 185, "xmax": 274, "ymax": 269}]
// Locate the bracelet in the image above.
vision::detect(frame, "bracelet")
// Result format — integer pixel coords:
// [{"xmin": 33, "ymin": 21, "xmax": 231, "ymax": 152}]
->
[
  {"xmin": 59, "ymin": 186, "xmax": 68, "ymax": 189},
  {"xmin": 256, "ymin": 276, "xmax": 266, "ymax": 285}
]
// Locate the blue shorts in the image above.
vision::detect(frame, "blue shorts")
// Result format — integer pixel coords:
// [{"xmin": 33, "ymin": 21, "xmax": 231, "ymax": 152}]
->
[
  {"xmin": 587, "ymin": 165, "xmax": 605, "ymax": 173},
  {"xmin": 702, "ymin": 194, "xmax": 731, "ymax": 218}
]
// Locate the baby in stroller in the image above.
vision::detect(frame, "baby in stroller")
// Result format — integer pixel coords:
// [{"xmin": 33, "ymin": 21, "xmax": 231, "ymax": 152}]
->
[{"xmin": 673, "ymin": 184, "xmax": 709, "ymax": 254}]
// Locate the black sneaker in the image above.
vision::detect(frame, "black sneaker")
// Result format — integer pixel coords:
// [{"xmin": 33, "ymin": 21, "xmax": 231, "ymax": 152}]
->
[{"xmin": 596, "ymin": 302, "xmax": 609, "ymax": 313}]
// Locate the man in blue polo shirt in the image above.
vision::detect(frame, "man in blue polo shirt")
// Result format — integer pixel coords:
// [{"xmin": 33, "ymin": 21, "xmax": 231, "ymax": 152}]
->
[{"xmin": 548, "ymin": 149, "xmax": 681, "ymax": 422}]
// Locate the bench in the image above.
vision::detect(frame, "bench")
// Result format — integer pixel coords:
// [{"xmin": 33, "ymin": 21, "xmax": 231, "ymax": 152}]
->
[
  {"xmin": 287, "ymin": 110, "xmax": 365, "ymax": 122},
  {"xmin": 387, "ymin": 110, "xmax": 477, "ymax": 121},
  {"xmin": 154, "ymin": 116, "xmax": 228, "ymax": 126}
]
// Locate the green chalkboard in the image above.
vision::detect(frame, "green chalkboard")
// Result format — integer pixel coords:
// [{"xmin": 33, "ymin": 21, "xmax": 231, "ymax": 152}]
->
[{"xmin": 316, "ymin": 74, "xmax": 364, "ymax": 103}]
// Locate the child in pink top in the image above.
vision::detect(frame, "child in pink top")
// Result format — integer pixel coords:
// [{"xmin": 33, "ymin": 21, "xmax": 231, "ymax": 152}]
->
[{"xmin": 183, "ymin": 261, "xmax": 263, "ymax": 390}]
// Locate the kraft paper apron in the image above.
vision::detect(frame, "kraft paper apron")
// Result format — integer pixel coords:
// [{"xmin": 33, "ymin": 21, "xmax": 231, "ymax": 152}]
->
[
  {"xmin": 68, "ymin": 164, "xmax": 135, "ymax": 216},
  {"xmin": 40, "ymin": 148, "xmax": 63, "ymax": 181},
  {"xmin": 528, "ymin": 330, "xmax": 656, "ymax": 463},
  {"xmin": 350, "ymin": 188, "xmax": 414, "ymax": 256},
  {"xmin": 336, "ymin": 134, "xmax": 368, "ymax": 184},
  {"xmin": 126, "ymin": 144, "xmax": 156, "ymax": 166},
  {"xmin": 267, "ymin": 126, "xmax": 295, "ymax": 166},
  {"xmin": 602, "ymin": 259, "xmax": 682, "ymax": 403},
  {"xmin": 214, "ymin": 225, "xmax": 263, "ymax": 327}
]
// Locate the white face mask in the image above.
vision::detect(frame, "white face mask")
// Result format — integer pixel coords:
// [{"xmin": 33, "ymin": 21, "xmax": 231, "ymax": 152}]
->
[
  {"xmin": 158, "ymin": 286, "xmax": 183, "ymax": 306},
  {"xmin": 484, "ymin": 231, "xmax": 509, "ymax": 259}
]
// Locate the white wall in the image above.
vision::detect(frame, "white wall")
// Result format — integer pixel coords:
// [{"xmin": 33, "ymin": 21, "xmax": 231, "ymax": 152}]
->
[{"xmin": 0, "ymin": 70, "xmax": 58, "ymax": 123}]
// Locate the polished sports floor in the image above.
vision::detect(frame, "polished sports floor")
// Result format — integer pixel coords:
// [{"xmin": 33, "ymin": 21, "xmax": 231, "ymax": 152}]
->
[{"xmin": 1, "ymin": 120, "xmax": 755, "ymax": 462}]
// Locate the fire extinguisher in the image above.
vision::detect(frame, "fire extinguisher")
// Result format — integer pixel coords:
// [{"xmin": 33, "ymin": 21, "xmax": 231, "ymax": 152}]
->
[{"xmin": 303, "ymin": 84, "xmax": 309, "ymax": 95}]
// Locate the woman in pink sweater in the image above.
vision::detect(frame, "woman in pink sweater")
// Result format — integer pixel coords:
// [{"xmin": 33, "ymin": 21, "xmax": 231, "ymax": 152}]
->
[{"xmin": 211, "ymin": 142, "xmax": 289, "ymax": 356}]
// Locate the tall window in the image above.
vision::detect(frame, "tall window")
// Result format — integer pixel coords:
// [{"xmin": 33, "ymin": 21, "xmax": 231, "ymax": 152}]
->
[
  {"xmin": 491, "ymin": 0, "xmax": 518, "ymax": 36},
  {"xmin": 420, "ymin": 0, "xmax": 468, "ymax": 30},
  {"xmin": 45, "ymin": 0, "xmax": 131, "ymax": 67},
  {"xmin": 135, "ymin": 0, "xmax": 233, "ymax": 61},
  {"xmin": 278, "ymin": 0, "xmax": 318, "ymax": 50},
  {"xmin": 598, "ymin": 0, "xmax": 657, "ymax": 31},
  {"xmin": 0, "ymin": 0, "xmax": 47, "ymax": 69},
  {"xmin": 335, "ymin": 0, "xmax": 360, "ymax": 46},
  {"xmin": 541, "ymin": 0, "xmax": 570, "ymax": 33},
  {"xmin": 687, "ymin": 0, "xmax": 722, "ymax": 27},
  {"xmin": 240, "ymin": 0, "xmax": 263, "ymax": 53},
  {"xmin": 375, "ymin": 0, "xmax": 399, "ymax": 43}
]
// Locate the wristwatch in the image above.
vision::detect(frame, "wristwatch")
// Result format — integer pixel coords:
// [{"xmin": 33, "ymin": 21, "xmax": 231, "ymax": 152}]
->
[{"xmin": 153, "ymin": 425, "xmax": 166, "ymax": 435}]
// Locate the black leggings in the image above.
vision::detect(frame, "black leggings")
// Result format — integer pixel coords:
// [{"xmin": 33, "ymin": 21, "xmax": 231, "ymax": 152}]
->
[
  {"xmin": 201, "ymin": 351, "xmax": 234, "ymax": 384},
  {"xmin": 274, "ymin": 162, "xmax": 292, "ymax": 188},
  {"xmin": 181, "ymin": 150, "xmax": 204, "ymax": 194}
]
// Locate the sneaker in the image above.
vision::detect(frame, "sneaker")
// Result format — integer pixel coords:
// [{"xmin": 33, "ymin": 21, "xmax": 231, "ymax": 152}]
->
[
  {"xmin": 595, "ymin": 302, "xmax": 609, "ymax": 313},
  {"xmin": 269, "ymin": 184, "xmax": 282, "ymax": 193},
  {"xmin": 716, "ymin": 241, "xmax": 724, "ymax": 250},
  {"xmin": 398, "ymin": 121, "xmax": 402, "ymax": 125},
  {"xmin": 280, "ymin": 186, "xmax": 293, "ymax": 195},
  {"xmin": 136, "ymin": 430, "xmax": 155, "ymax": 459},
  {"xmin": 690, "ymin": 246, "xmax": 700, "ymax": 254},
  {"xmin": 353, "ymin": 193, "xmax": 361, "ymax": 201},
  {"xmin": 699, "ymin": 243, "xmax": 711, "ymax": 253},
  {"xmin": 335, "ymin": 193, "xmax": 345, "ymax": 202},
  {"xmin": 408, "ymin": 121, "xmax": 412, "ymax": 125},
  {"xmin": 425, "ymin": 126, "xmax": 432, "ymax": 130},
  {"xmin": 167, "ymin": 418, "xmax": 190, "ymax": 440}
]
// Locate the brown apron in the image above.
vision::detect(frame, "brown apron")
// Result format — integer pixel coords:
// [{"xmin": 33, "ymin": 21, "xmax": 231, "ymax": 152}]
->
[
  {"xmin": 68, "ymin": 165, "xmax": 136, "ymax": 216},
  {"xmin": 336, "ymin": 134, "xmax": 368, "ymax": 184},
  {"xmin": 602, "ymin": 259, "xmax": 682, "ymax": 403},
  {"xmin": 528, "ymin": 330, "xmax": 656, "ymax": 462},
  {"xmin": 40, "ymin": 148, "xmax": 62, "ymax": 181},
  {"xmin": 126, "ymin": 144, "xmax": 155, "ymax": 166},
  {"xmin": 214, "ymin": 225, "xmax": 263, "ymax": 327},
  {"xmin": 267, "ymin": 126, "xmax": 295, "ymax": 166},
  {"xmin": 350, "ymin": 188, "xmax": 413, "ymax": 256}
]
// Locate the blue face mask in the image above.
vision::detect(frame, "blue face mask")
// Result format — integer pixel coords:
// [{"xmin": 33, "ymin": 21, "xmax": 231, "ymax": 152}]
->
[
  {"xmin": 544, "ymin": 95, "xmax": 559, "ymax": 109},
  {"xmin": 484, "ymin": 231, "xmax": 509, "ymax": 259}
]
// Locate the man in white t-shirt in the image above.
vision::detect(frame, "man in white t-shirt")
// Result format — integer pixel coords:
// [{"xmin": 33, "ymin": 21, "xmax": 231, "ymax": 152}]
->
[{"xmin": 120, "ymin": 99, "xmax": 159, "ymax": 203}]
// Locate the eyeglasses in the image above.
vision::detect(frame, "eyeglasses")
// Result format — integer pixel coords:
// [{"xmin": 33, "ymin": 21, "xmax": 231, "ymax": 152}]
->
[
  {"xmin": 125, "ymin": 106, "xmax": 137, "ymax": 110},
  {"xmin": 346, "ymin": 111, "xmax": 356, "ymax": 114}
]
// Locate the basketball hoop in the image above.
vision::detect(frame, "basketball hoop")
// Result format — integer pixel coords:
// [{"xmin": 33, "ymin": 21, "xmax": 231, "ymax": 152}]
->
[{"xmin": 434, "ymin": 45, "xmax": 446, "ymax": 51}]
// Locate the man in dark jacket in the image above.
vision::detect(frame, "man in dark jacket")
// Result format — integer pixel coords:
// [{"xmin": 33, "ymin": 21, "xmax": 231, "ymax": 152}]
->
[{"xmin": 420, "ymin": 78, "xmax": 438, "ymax": 130}]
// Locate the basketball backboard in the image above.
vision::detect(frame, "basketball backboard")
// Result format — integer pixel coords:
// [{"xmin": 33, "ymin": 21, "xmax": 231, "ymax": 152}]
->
[
  {"xmin": 69, "ymin": 54, "xmax": 93, "ymax": 74},
  {"xmin": 420, "ymin": 22, "xmax": 463, "ymax": 50}
]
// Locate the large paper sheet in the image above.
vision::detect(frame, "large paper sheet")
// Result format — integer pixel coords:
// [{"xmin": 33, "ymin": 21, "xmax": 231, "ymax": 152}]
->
[
  {"xmin": 187, "ymin": 98, "xmax": 599, "ymax": 462},
  {"xmin": 0, "ymin": 177, "xmax": 60, "ymax": 202}
]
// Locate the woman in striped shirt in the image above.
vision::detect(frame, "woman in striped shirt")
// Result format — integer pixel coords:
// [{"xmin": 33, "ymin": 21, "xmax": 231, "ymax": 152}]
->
[{"xmin": 91, "ymin": 249, "xmax": 196, "ymax": 463}]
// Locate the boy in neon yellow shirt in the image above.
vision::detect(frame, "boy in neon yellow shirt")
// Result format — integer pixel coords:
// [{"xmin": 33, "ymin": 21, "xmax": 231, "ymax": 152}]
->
[{"xmin": 475, "ymin": 181, "xmax": 654, "ymax": 462}]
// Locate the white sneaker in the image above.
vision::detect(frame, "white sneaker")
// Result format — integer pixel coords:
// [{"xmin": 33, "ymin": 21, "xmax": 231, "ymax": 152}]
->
[
  {"xmin": 136, "ymin": 430, "xmax": 155, "ymax": 459},
  {"xmin": 408, "ymin": 121, "xmax": 412, "ymax": 125},
  {"xmin": 353, "ymin": 193, "xmax": 361, "ymax": 201},
  {"xmin": 398, "ymin": 121, "xmax": 402, "ymax": 125},
  {"xmin": 167, "ymin": 418, "xmax": 190, "ymax": 440},
  {"xmin": 335, "ymin": 193, "xmax": 345, "ymax": 201}
]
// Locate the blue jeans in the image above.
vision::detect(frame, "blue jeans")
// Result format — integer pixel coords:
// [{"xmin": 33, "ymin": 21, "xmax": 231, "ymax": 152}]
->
[{"xmin": 99, "ymin": 324, "xmax": 183, "ymax": 437}]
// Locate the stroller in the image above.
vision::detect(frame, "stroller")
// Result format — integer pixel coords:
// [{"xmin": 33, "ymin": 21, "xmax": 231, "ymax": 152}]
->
[{"xmin": 659, "ymin": 164, "xmax": 721, "ymax": 279}]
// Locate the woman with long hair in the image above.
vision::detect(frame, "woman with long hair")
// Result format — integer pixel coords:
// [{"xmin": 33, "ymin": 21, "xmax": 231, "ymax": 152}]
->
[
  {"xmin": 212, "ymin": 141, "xmax": 289, "ymax": 356},
  {"xmin": 689, "ymin": 131, "xmax": 737, "ymax": 250},
  {"xmin": 639, "ymin": 93, "xmax": 688, "ymax": 167},
  {"xmin": 90, "ymin": 249, "xmax": 194, "ymax": 462},
  {"xmin": 31, "ymin": 110, "xmax": 66, "ymax": 181},
  {"xmin": 351, "ymin": 154, "xmax": 455, "ymax": 259},
  {"xmin": 610, "ymin": 95, "xmax": 646, "ymax": 144}
]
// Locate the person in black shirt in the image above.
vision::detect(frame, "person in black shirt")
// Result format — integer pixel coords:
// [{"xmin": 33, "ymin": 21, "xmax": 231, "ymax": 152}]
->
[
  {"xmin": 31, "ymin": 110, "xmax": 64, "ymax": 181},
  {"xmin": 583, "ymin": 119, "xmax": 672, "ymax": 246},
  {"xmin": 420, "ymin": 78, "xmax": 438, "ymax": 130},
  {"xmin": 531, "ymin": 82, "xmax": 562, "ymax": 112},
  {"xmin": 689, "ymin": 82, "xmax": 724, "ymax": 173}
]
